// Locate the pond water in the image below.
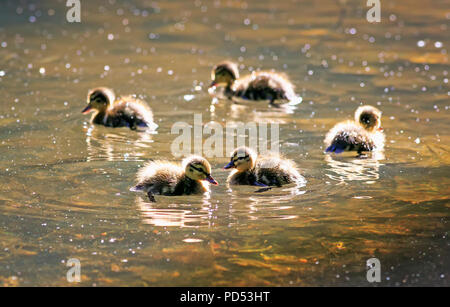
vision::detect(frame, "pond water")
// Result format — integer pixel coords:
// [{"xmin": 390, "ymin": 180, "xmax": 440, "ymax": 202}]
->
[{"xmin": 0, "ymin": 0, "xmax": 448, "ymax": 286}]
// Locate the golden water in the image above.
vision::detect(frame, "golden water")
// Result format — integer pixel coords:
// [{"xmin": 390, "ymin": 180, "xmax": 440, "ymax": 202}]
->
[{"xmin": 0, "ymin": 0, "xmax": 448, "ymax": 286}]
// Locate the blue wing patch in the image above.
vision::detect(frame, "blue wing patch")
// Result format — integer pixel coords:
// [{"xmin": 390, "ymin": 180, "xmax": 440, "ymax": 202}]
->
[{"xmin": 326, "ymin": 143, "xmax": 346, "ymax": 154}]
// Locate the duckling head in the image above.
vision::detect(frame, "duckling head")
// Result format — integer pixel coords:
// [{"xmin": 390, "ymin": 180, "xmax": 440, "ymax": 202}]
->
[
  {"xmin": 210, "ymin": 61, "xmax": 239, "ymax": 88},
  {"xmin": 355, "ymin": 105, "xmax": 382, "ymax": 132},
  {"xmin": 223, "ymin": 147, "xmax": 257, "ymax": 171},
  {"xmin": 183, "ymin": 156, "xmax": 218, "ymax": 185},
  {"xmin": 82, "ymin": 87, "xmax": 115, "ymax": 114}
]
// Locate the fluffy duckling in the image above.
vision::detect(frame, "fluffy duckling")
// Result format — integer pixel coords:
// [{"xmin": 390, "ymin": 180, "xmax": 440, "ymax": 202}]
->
[
  {"xmin": 82, "ymin": 87, "xmax": 157, "ymax": 130},
  {"xmin": 324, "ymin": 105, "xmax": 385, "ymax": 155},
  {"xmin": 130, "ymin": 155, "xmax": 218, "ymax": 202},
  {"xmin": 209, "ymin": 61, "xmax": 301, "ymax": 105},
  {"xmin": 223, "ymin": 147, "xmax": 304, "ymax": 188}
]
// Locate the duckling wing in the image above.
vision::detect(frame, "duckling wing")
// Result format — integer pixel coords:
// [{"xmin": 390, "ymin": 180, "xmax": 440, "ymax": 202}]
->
[
  {"xmin": 109, "ymin": 97, "xmax": 155, "ymax": 129},
  {"xmin": 134, "ymin": 161, "xmax": 183, "ymax": 195},
  {"xmin": 227, "ymin": 169, "xmax": 257, "ymax": 185},
  {"xmin": 233, "ymin": 72, "xmax": 295, "ymax": 102},
  {"xmin": 324, "ymin": 121, "xmax": 375, "ymax": 153},
  {"xmin": 256, "ymin": 157, "xmax": 302, "ymax": 186}
]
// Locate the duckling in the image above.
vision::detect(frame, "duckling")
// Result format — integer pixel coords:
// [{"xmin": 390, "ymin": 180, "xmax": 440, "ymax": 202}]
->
[
  {"xmin": 324, "ymin": 105, "xmax": 385, "ymax": 155},
  {"xmin": 82, "ymin": 87, "xmax": 157, "ymax": 131},
  {"xmin": 209, "ymin": 61, "xmax": 301, "ymax": 106},
  {"xmin": 223, "ymin": 147, "xmax": 304, "ymax": 188},
  {"xmin": 130, "ymin": 155, "xmax": 218, "ymax": 202}
]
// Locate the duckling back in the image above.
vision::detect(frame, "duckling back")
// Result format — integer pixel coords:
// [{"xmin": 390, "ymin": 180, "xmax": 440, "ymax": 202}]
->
[
  {"xmin": 324, "ymin": 121, "xmax": 384, "ymax": 154},
  {"xmin": 133, "ymin": 161, "xmax": 183, "ymax": 195},
  {"xmin": 233, "ymin": 71, "xmax": 297, "ymax": 103},
  {"xmin": 96, "ymin": 96, "xmax": 156, "ymax": 130},
  {"xmin": 255, "ymin": 156, "xmax": 303, "ymax": 186}
]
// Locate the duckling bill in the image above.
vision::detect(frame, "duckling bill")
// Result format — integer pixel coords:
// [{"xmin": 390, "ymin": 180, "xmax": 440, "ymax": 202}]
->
[
  {"xmin": 224, "ymin": 147, "xmax": 305, "ymax": 189},
  {"xmin": 209, "ymin": 61, "xmax": 302, "ymax": 106},
  {"xmin": 324, "ymin": 105, "xmax": 385, "ymax": 155},
  {"xmin": 82, "ymin": 87, "xmax": 157, "ymax": 131},
  {"xmin": 130, "ymin": 156, "xmax": 218, "ymax": 202}
]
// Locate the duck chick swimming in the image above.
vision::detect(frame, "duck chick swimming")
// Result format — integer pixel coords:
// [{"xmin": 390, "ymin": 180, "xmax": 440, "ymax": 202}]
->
[
  {"xmin": 82, "ymin": 87, "xmax": 157, "ymax": 131},
  {"xmin": 224, "ymin": 147, "xmax": 304, "ymax": 188},
  {"xmin": 324, "ymin": 105, "xmax": 385, "ymax": 155},
  {"xmin": 209, "ymin": 61, "xmax": 301, "ymax": 106},
  {"xmin": 130, "ymin": 155, "xmax": 218, "ymax": 202}
]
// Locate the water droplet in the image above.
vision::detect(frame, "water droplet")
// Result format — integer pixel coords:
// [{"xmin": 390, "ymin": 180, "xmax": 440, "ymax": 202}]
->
[
  {"xmin": 183, "ymin": 238, "xmax": 203, "ymax": 243},
  {"xmin": 183, "ymin": 94, "xmax": 195, "ymax": 102}
]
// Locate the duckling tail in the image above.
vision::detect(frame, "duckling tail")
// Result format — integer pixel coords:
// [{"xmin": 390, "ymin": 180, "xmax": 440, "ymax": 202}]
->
[{"xmin": 287, "ymin": 95, "xmax": 302, "ymax": 106}]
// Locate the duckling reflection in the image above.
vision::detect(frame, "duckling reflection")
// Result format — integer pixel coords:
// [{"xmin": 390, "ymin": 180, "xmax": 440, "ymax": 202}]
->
[
  {"xmin": 209, "ymin": 97, "xmax": 297, "ymax": 123},
  {"xmin": 84, "ymin": 124, "xmax": 155, "ymax": 162},
  {"xmin": 210, "ymin": 90, "xmax": 297, "ymax": 120},
  {"xmin": 324, "ymin": 151, "xmax": 385, "ymax": 184},
  {"xmin": 227, "ymin": 186, "xmax": 306, "ymax": 221},
  {"xmin": 135, "ymin": 194, "xmax": 213, "ymax": 228}
]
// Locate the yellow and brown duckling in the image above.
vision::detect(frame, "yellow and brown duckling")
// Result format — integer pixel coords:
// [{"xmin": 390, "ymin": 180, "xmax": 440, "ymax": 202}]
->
[
  {"xmin": 209, "ymin": 61, "xmax": 302, "ymax": 106},
  {"xmin": 324, "ymin": 105, "xmax": 385, "ymax": 155},
  {"xmin": 82, "ymin": 87, "xmax": 157, "ymax": 131},
  {"xmin": 223, "ymin": 147, "xmax": 305, "ymax": 188},
  {"xmin": 130, "ymin": 155, "xmax": 218, "ymax": 202}
]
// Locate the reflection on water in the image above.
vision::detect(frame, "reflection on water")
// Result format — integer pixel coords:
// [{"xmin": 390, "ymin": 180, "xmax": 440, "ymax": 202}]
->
[
  {"xmin": 84, "ymin": 124, "xmax": 155, "ymax": 162},
  {"xmin": 324, "ymin": 151, "xmax": 385, "ymax": 184},
  {"xmin": 228, "ymin": 182, "xmax": 307, "ymax": 221},
  {"xmin": 136, "ymin": 195, "xmax": 213, "ymax": 228},
  {"xmin": 210, "ymin": 88, "xmax": 301, "ymax": 116}
]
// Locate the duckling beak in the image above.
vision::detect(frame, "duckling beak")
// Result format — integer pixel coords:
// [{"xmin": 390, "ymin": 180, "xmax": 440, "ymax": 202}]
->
[
  {"xmin": 81, "ymin": 105, "xmax": 93, "ymax": 114},
  {"xmin": 223, "ymin": 161, "xmax": 235, "ymax": 170},
  {"xmin": 378, "ymin": 127, "xmax": 384, "ymax": 132},
  {"xmin": 205, "ymin": 175, "xmax": 218, "ymax": 185}
]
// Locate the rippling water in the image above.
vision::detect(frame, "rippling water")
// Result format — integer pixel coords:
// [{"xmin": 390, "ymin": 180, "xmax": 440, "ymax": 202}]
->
[{"xmin": 0, "ymin": 0, "xmax": 448, "ymax": 286}]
